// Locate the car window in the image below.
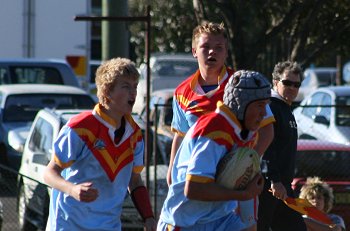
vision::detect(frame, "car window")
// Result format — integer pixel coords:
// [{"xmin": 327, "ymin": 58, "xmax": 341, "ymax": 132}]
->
[
  {"xmin": 295, "ymin": 150, "xmax": 350, "ymax": 179},
  {"xmin": 300, "ymin": 74, "xmax": 311, "ymax": 87},
  {"xmin": 164, "ymin": 98, "xmax": 173, "ymax": 126},
  {"xmin": 143, "ymin": 96, "xmax": 159, "ymax": 123},
  {"xmin": 3, "ymin": 94, "xmax": 94, "ymax": 122},
  {"xmin": 89, "ymin": 63, "xmax": 100, "ymax": 84},
  {"xmin": 302, "ymin": 92, "xmax": 324, "ymax": 118},
  {"xmin": 336, "ymin": 96, "xmax": 350, "ymax": 126},
  {"xmin": 316, "ymin": 72, "xmax": 336, "ymax": 87},
  {"xmin": 28, "ymin": 117, "xmax": 53, "ymax": 159},
  {"xmin": 152, "ymin": 60, "xmax": 198, "ymax": 78},
  {"xmin": 0, "ymin": 67, "xmax": 10, "ymax": 84},
  {"xmin": 8, "ymin": 66, "xmax": 63, "ymax": 84},
  {"xmin": 319, "ymin": 93, "xmax": 331, "ymax": 121}
]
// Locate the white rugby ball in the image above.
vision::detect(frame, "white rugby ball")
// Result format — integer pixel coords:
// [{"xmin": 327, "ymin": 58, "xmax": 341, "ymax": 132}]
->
[{"xmin": 216, "ymin": 147, "xmax": 260, "ymax": 190}]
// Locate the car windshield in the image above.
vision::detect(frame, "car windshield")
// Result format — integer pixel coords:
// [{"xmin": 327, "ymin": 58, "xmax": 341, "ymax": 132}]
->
[
  {"xmin": 152, "ymin": 60, "xmax": 198, "ymax": 77},
  {"xmin": 295, "ymin": 150, "xmax": 350, "ymax": 179},
  {"xmin": 6, "ymin": 66, "xmax": 64, "ymax": 84},
  {"xmin": 335, "ymin": 96, "xmax": 350, "ymax": 126},
  {"xmin": 317, "ymin": 71, "xmax": 336, "ymax": 87},
  {"xmin": 3, "ymin": 94, "xmax": 95, "ymax": 122}
]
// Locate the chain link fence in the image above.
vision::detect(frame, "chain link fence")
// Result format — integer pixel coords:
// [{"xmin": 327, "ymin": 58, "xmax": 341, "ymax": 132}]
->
[
  {"xmin": 0, "ymin": 161, "xmax": 168, "ymax": 231},
  {"xmin": 0, "ymin": 103, "xmax": 349, "ymax": 230}
]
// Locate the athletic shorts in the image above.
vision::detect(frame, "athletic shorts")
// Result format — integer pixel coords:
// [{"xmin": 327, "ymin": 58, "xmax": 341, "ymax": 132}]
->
[
  {"xmin": 237, "ymin": 197, "xmax": 258, "ymax": 228},
  {"xmin": 157, "ymin": 212, "xmax": 245, "ymax": 231}
]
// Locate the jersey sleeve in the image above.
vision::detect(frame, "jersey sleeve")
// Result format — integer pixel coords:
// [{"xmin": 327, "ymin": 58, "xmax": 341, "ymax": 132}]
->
[
  {"xmin": 186, "ymin": 136, "xmax": 227, "ymax": 183},
  {"xmin": 53, "ymin": 125, "xmax": 84, "ymax": 169},
  {"xmin": 260, "ymin": 104, "xmax": 275, "ymax": 128},
  {"xmin": 171, "ymin": 95, "xmax": 189, "ymax": 136},
  {"xmin": 132, "ymin": 133, "xmax": 145, "ymax": 173}
]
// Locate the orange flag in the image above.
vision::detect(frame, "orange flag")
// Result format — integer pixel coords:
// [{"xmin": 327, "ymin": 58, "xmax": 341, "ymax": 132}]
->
[{"xmin": 284, "ymin": 197, "xmax": 334, "ymax": 226}]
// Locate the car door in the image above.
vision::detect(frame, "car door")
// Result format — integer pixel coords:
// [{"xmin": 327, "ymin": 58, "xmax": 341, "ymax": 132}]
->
[
  {"xmin": 308, "ymin": 92, "xmax": 332, "ymax": 140},
  {"xmin": 296, "ymin": 92, "xmax": 324, "ymax": 139},
  {"xmin": 21, "ymin": 114, "xmax": 58, "ymax": 216}
]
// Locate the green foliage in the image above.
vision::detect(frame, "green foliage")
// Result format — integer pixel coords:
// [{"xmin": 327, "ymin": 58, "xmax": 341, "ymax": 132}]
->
[
  {"xmin": 129, "ymin": 0, "xmax": 197, "ymax": 65},
  {"xmin": 128, "ymin": 0, "xmax": 350, "ymax": 77}
]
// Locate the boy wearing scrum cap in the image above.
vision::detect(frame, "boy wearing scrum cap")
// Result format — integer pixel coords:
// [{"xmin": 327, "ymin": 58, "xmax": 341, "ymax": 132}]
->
[{"xmin": 158, "ymin": 70, "xmax": 271, "ymax": 231}]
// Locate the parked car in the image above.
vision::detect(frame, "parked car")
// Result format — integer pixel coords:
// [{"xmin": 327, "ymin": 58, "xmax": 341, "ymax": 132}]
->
[
  {"xmin": 87, "ymin": 60, "xmax": 101, "ymax": 101},
  {"xmin": 138, "ymin": 88, "xmax": 175, "ymax": 165},
  {"xmin": 293, "ymin": 139, "xmax": 350, "ymax": 229},
  {"xmin": 17, "ymin": 109, "xmax": 86, "ymax": 230},
  {"xmin": 0, "ymin": 84, "xmax": 96, "ymax": 170},
  {"xmin": 17, "ymin": 108, "xmax": 168, "ymax": 230},
  {"xmin": 293, "ymin": 86, "xmax": 350, "ymax": 145},
  {"xmin": 133, "ymin": 53, "xmax": 198, "ymax": 114},
  {"xmin": 294, "ymin": 67, "xmax": 337, "ymax": 103},
  {"xmin": 0, "ymin": 58, "xmax": 80, "ymax": 87}
]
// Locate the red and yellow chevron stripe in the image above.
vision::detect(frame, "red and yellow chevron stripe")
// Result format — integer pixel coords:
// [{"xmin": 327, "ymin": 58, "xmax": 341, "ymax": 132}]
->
[{"xmin": 284, "ymin": 197, "xmax": 334, "ymax": 227}]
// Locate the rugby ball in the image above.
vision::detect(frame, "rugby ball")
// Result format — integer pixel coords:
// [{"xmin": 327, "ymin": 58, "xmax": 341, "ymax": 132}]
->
[{"xmin": 216, "ymin": 147, "xmax": 260, "ymax": 190}]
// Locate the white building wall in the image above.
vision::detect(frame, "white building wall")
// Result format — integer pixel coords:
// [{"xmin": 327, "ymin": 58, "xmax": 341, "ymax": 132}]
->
[
  {"xmin": 0, "ymin": 0, "xmax": 88, "ymax": 59},
  {"xmin": 0, "ymin": 1, "xmax": 23, "ymax": 58}
]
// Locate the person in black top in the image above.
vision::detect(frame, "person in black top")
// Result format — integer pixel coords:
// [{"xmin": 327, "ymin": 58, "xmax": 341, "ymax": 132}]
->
[{"xmin": 257, "ymin": 61, "xmax": 307, "ymax": 231}]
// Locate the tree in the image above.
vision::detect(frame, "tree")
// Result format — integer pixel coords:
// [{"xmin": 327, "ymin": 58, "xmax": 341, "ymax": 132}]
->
[
  {"xmin": 129, "ymin": 0, "xmax": 197, "ymax": 65},
  {"xmin": 129, "ymin": 0, "xmax": 350, "ymax": 77},
  {"xmin": 193, "ymin": 0, "xmax": 350, "ymax": 75}
]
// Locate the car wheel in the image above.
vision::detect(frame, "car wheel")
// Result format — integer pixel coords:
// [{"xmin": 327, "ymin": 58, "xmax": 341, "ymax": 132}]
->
[{"xmin": 18, "ymin": 185, "xmax": 37, "ymax": 231}]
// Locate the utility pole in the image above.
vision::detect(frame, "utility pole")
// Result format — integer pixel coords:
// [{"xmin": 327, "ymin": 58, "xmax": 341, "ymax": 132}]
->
[{"xmin": 102, "ymin": 0, "xmax": 129, "ymax": 59}]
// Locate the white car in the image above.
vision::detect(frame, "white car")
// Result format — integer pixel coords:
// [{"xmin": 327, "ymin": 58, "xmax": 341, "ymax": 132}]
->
[
  {"xmin": 133, "ymin": 53, "xmax": 198, "ymax": 114},
  {"xmin": 294, "ymin": 86, "xmax": 350, "ymax": 145},
  {"xmin": 17, "ymin": 109, "xmax": 87, "ymax": 230},
  {"xmin": 0, "ymin": 84, "xmax": 95, "ymax": 170},
  {"xmin": 294, "ymin": 67, "xmax": 337, "ymax": 103}
]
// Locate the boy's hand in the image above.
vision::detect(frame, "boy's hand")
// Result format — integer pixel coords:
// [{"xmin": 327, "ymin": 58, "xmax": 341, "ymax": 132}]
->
[
  {"xmin": 69, "ymin": 182, "xmax": 99, "ymax": 202},
  {"xmin": 270, "ymin": 182, "xmax": 287, "ymax": 200},
  {"xmin": 245, "ymin": 173, "xmax": 264, "ymax": 200}
]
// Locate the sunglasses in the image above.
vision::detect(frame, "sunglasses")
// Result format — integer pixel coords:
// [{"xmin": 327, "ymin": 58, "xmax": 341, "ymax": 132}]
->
[{"xmin": 280, "ymin": 79, "xmax": 301, "ymax": 88}]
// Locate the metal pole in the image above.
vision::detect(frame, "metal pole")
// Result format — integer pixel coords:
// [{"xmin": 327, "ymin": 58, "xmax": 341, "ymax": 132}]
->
[
  {"xmin": 145, "ymin": 4, "xmax": 151, "ymax": 190},
  {"xmin": 153, "ymin": 104, "xmax": 159, "ymax": 217}
]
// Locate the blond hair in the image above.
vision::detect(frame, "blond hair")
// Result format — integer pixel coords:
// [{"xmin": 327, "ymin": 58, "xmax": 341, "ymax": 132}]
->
[
  {"xmin": 299, "ymin": 177, "xmax": 334, "ymax": 213},
  {"xmin": 192, "ymin": 21, "xmax": 227, "ymax": 48},
  {"xmin": 95, "ymin": 58, "xmax": 139, "ymax": 107}
]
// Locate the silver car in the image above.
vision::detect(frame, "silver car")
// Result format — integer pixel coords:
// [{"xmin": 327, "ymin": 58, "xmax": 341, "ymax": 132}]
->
[
  {"xmin": 0, "ymin": 58, "xmax": 80, "ymax": 87},
  {"xmin": 133, "ymin": 53, "xmax": 198, "ymax": 114},
  {"xmin": 294, "ymin": 86, "xmax": 350, "ymax": 145}
]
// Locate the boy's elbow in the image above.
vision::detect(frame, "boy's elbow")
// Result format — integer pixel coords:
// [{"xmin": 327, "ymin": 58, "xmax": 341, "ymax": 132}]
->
[
  {"xmin": 43, "ymin": 167, "xmax": 50, "ymax": 185},
  {"xmin": 184, "ymin": 181, "xmax": 199, "ymax": 200}
]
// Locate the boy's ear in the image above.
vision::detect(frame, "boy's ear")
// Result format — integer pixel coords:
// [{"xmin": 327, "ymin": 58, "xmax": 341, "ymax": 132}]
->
[{"xmin": 192, "ymin": 48, "xmax": 197, "ymax": 58}]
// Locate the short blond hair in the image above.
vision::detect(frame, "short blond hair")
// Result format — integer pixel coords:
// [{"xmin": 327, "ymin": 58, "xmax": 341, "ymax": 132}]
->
[
  {"xmin": 299, "ymin": 177, "xmax": 334, "ymax": 213},
  {"xmin": 95, "ymin": 58, "xmax": 139, "ymax": 107},
  {"xmin": 192, "ymin": 21, "xmax": 227, "ymax": 48}
]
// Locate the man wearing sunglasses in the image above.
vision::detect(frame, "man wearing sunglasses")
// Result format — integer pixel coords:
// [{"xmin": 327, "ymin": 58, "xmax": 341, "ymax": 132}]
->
[{"xmin": 257, "ymin": 61, "xmax": 307, "ymax": 231}]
